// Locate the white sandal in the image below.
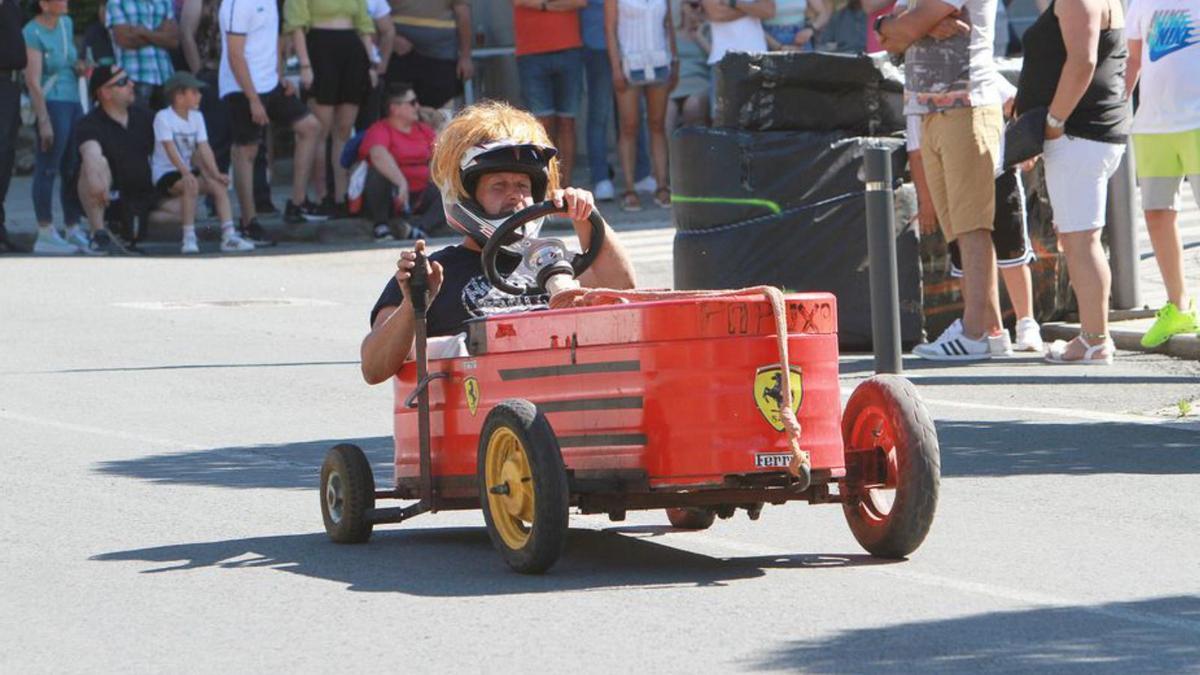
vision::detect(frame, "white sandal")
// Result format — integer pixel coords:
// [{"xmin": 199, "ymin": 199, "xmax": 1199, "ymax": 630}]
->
[{"xmin": 1044, "ymin": 336, "xmax": 1114, "ymax": 365}]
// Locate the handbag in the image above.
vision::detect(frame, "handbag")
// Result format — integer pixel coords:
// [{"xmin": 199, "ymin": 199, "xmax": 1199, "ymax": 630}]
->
[{"xmin": 1004, "ymin": 106, "xmax": 1048, "ymax": 168}]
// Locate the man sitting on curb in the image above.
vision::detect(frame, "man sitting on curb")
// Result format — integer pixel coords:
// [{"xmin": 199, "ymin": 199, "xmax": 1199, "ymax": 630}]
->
[
  {"xmin": 74, "ymin": 65, "xmax": 194, "ymax": 254},
  {"xmin": 358, "ymin": 84, "xmax": 438, "ymax": 241}
]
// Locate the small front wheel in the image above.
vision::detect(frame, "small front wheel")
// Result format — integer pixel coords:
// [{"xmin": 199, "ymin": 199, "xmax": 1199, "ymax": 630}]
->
[
  {"xmin": 478, "ymin": 399, "xmax": 570, "ymax": 574},
  {"xmin": 840, "ymin": 375, "xmax": 939, "ymax": 558},
  {"xmin": 320, "ymin": 444, "xmax": 375, "ymax": 544},
  {"xmin": 666, "ymin": 507, "xmax": 716, "ymax": 530}
]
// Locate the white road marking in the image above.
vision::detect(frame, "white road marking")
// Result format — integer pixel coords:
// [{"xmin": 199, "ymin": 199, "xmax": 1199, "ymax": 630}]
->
[{"xmin": 0, "ymin": 408, "xmax": 205, "ymax": 451}]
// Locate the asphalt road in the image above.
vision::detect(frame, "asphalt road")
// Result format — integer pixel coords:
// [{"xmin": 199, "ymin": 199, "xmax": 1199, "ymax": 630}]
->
[{"xmin": 2, "ymin": 233, "xmax": 1199, "ymax": 673}]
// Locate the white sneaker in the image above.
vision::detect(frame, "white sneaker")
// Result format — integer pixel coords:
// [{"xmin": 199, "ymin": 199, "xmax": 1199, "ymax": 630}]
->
[
  {"xmin": 913, "ymin": 321, "xmax": 991, "ymax": 361},
  {"xmin": 988, "ymin": 330, "xmax": 1014, "ymax": 357},
  {"xmin": 33, "ymin": 228, "xmax": 80, "ymax": 255},
  {"xmin": 1014, "ymin": 317, "xmax": 1044, "ymax": 352},
  {"xmin": 221, "ymin": 232, "xmax": 255, "ymax": 252},
  {"xmin": 594, "ymin": 179, "xmax": 615, "ymax": 201},
  {"xmin": 64, "ymin": 226, "xmax": 94, "ymax": 253},
  {"xmin": 181, "ymin": 232, "xmax": 200, "ymax": 254},
  {"xmin": 634, "ymin": 175, "xmax": 657, "ymax": 194}
]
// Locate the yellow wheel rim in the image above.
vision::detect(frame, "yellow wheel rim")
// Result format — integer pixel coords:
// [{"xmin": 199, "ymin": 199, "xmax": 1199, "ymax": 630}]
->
[{"xmin": 484, "ymin": 427, "xmax": 536, "ymax": 550}]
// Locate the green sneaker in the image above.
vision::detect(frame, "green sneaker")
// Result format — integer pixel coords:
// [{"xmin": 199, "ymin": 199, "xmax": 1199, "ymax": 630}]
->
[{"xmin": 1140, "ymin": 301, "xmax": 1198, "ymax": 348}]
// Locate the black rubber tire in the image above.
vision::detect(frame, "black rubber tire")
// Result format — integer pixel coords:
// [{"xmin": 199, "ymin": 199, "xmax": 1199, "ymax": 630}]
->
[
  {"xmin": 841, "ymin": 375, "xmax": 939, "ymax": 558},
  {"xmin": 320, "ymin": 443, "xmax": 375, "ymax": 544},
  {"xmin": 478, "ymin": 399, "xmax": 570, "ymax": 574},
  {"xmin": 666, "ymin": 507, "xmax": 717, "ymax": 530}
]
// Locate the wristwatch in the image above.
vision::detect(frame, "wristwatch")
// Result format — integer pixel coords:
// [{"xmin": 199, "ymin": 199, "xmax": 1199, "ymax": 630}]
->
[
  {"xmin": 1046, "ymin": 113, "xmax": 1067, "ymax": 129},
  {"xmin": 727, "ymin": 0, "xmax": 738, "ymax": 8}
]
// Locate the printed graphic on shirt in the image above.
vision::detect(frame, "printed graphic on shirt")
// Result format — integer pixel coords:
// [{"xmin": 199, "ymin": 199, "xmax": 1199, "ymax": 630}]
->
[
  {"xmin": 172, "ymin": 131, "xmax": 200, "ymax": 159},
  {"xmin": 904, "ymin": 8, "xmax": 973, "ymax": 111},
  {"xmin": 1147, "ymin": 9, "xmax": 1200, "ymax": 61},
  {"xmin": 460, "ymin": 272, "xmax": 548, "ymax": 319}
]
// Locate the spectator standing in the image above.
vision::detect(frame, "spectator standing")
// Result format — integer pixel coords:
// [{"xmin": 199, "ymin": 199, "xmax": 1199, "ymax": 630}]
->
[
  {"xmin": 582, "ymin": 0, "xmax": 657, "ymax": 200},
  {"xmin": 356, "ymin": 0, "xmax": 396, "ymax": 129},
  {"xmin": 219, "ymin": 0, "xmax": 324, "ymax": 243},
  {"xmin": 1124, "ymin": 0, "xmax": 1200, "ymax": 347},
  {"xmin": 668, "ymin": 0, "xmax": 709, "ymax": 127},
  {"xmin": 357, "ymin": 84, "xmax": 436, "ymax": 240},
  {"xmin": 817, "ymin": 0, "xmax": 867, "ymax": 53},
  {"xmin": 150, "ymin": 71, "xmax": 253, "ymax": 253},
  {"xmin": 606, "ymin": 0, "xmax": 676, "ymax": 211},
  {"xmin": 285, "ymin": 0, "xmax": 376, "ymax": 217},
  {"xmin": 763, "ymin": 0, "xmax": 831, "ymax": 51},
  {"xmin": 513, "ymin": 0, "xmax": 586, "ymax": 186},
  {"xmin": 0, "ymin": 0, "xmax": 26, "ymax": 253},
  {"xmin": 879, "ymin": 0, "xmax": 1010, "ymax": 362},
  {"xmin": 107, "ymin": 0, "xmax": 179, "ymax": 108},
  {"xmin": 1015, "ymin": 0, "xmax": 1129, "ymax": 364},
  {"xmin": 389, "ymin": 0, "xmax": 474, "ymax": 110},
  {"xmin": 24, "ymin": 0, "xmax": 88, "ymax": 255},
  {"xmin": 180, "ymin": 0, "xmax": 231, "ymax": 173},
  {"xmin": 702, "ymin": 0, "xmax": 772, "ymax": 119},
  {"xmin": 83, "ymin": 1, "xmax": 114, "ymax": 65}
]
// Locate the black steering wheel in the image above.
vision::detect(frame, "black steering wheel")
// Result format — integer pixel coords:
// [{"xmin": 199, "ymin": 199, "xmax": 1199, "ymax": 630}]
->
[{"xmin": 480, "ymin": 200, "xmax": 607, "ymax": 296}]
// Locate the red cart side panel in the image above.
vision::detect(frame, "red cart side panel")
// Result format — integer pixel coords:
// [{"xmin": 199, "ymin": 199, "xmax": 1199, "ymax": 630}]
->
[{"xmin": 393, "ymin": 294, "xmax": 843, "ymax": 488}]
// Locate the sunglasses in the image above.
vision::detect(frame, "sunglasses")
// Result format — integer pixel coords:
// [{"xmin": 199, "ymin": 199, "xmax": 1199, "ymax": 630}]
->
[{"xmin": 105, "ymin": 75, "xmax": 131, "ymax": 88}]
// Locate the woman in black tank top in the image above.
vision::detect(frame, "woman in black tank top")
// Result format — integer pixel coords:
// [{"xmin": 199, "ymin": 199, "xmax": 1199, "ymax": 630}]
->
[{"xmin": 1014, "ymin": 0, "xmax": 1130, "ymax": 364}]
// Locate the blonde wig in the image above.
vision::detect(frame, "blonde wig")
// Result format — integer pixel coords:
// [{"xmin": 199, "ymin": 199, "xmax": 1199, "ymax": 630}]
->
[{"xmin": 430, "ymin": 100, "xmax": 561, "ymax": 203}]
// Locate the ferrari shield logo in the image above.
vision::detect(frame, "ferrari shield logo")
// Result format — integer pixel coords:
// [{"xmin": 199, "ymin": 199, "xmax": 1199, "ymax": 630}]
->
[
  {"xmin": 464, "ymin": 376, "xmax": 480, "ymax": 416},
  {"xmin": 753, "ymin": 366, "xmax": 803, "ymax": 432}
]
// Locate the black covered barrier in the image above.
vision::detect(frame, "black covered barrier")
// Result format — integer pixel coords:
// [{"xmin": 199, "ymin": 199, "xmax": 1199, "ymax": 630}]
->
[
  {"xmin": 713, "ymin": 51, "xmax": 905, "ymax": 135},
  {"xmin": 671, "ymin": 127, "xmax": 922, "ymax": 350}
]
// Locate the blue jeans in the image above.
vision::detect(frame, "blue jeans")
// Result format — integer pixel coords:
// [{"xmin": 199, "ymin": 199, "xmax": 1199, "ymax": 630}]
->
[
  {"xmin": 32, "ymin": 100, "xmax": 83, "ymax": 226},
  {"xmin": 518, "ymin": 48, "xmax": 584, "ymax": 118},
  {"xmin": 582, "ymin": 48, "xmax": 651, "ymax": 186}
]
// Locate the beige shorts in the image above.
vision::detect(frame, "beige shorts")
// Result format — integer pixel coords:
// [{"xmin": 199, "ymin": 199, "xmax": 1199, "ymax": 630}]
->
[{"xmin": 920, "ymin": 105, "xmax": 1003, "ymax": 243}]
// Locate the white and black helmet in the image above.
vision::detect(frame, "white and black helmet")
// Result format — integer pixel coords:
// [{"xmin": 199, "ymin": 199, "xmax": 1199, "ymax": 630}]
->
[{"xmin": 444, "ymin": 140, "xmax": 558, "ymax": 248}]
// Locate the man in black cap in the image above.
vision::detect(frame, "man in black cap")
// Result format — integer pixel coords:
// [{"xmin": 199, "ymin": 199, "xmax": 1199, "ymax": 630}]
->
[
  {"xmin": 73, "ymin": 64, "xmax": 182, "ymax": 254},
  {"xmin": 0, "ymin": 0, "xmax": 27, "ymax": 253}
]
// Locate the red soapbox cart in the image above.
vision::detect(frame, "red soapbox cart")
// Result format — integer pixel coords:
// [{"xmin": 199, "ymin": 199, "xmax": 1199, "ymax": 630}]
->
[{"xmin": 321, "ymin": 203, "xmax": 940, "ymax": 573}]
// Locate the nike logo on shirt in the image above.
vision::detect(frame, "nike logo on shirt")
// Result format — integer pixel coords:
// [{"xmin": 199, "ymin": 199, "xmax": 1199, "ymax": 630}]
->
[{"xmin": 1148, "ymin": 9, "xmax": 1200, "ymax": 61}]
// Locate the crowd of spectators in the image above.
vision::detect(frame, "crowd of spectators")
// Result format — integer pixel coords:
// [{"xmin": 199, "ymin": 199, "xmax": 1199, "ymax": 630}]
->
[
  {"xmin": 0, "ymin": 0, "xmax": 1195, "ymax": 359},
  {"xmin": 0, "ymin": 0, "xmax": 884, "ymax": 256}
]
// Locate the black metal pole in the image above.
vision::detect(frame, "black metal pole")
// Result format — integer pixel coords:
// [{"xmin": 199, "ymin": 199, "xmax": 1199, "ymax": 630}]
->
[
  {"xmin": 408, "ymin": 252, "xmax": 434, "ymax": 508},
  {"xmin": 863, "ymin": 145, "xmax": 903, "ymax": 374},
  {"xmin": 1106, "ymin": 143, "xmax": 1142, "ymax": 310}
]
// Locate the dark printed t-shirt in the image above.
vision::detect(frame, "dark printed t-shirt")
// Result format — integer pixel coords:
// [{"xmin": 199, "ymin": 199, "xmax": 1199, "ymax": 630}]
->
[
  {"xmin": 74, "ymin": 106, "xmax": 156, "ymax": 196},
  {"xmin": 369, "ymin": 245, "xmax": 549, "ymax": 337}
]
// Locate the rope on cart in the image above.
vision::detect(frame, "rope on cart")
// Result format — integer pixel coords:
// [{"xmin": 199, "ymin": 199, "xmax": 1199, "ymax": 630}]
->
[{"xmin": 549, "ymin": 286, "xmax": 811, "ymax": 479}]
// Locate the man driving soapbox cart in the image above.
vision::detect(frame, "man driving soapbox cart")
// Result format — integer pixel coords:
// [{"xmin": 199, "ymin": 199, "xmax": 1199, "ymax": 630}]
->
[{"xmin": 319, "ymin": 106, "xmax": 940, "ymax": 575}]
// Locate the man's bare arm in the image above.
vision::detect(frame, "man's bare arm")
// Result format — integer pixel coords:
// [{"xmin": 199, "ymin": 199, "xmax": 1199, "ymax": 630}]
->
[{"xmin": 878, "ymin": 0, "xmax": 959, "ymax": 53}]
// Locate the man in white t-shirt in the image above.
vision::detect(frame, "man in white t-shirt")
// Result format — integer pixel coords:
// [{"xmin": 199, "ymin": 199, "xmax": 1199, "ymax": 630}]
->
[
  {"xmin": 219, "ymin": 0, "xmax": 323, "ymax": 245},
  {"xmin": 152, "ymin": 72, "xmax": 253, "ymax": 254},
  {"xmin": 1125, "ymin": 0, "xmax": 1200, "ymax": 347},
  {"xmin": 878, "ymin": 0, "xmax": 1008, "ymax": 362}
]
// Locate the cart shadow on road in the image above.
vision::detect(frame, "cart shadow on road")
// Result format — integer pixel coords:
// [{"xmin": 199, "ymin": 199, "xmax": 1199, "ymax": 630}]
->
[
  {"xmin": 751, "ymin": 594, "xmax": 1200, "ymax": 673},
  {"xmin": 91, "ymin": 527, "xmax": 895, "ymax": 596},
  {"xmin": 94, "ymin": 436, "xmax": 396, "ymax": 490}
]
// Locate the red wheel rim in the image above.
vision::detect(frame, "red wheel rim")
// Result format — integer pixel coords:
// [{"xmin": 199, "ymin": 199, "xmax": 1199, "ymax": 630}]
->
[{"xmin": 847, "ymin": 403, "xmax": 899, "ymax": 523}]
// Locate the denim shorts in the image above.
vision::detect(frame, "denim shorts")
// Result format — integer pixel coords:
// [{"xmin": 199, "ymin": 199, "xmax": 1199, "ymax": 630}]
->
[
  {"xmin": 764, "ymin": 23, "xmax": 809, "ymax": 48},
  {"xmin": 627, "ymin": 65, "xmax": 671, "ymax": 86},
  {"xmin": 517, "ymin": 47, "xmax": 584, "ymax": 118}
]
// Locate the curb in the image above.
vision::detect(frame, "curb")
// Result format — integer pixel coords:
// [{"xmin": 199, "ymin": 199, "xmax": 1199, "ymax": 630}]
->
[{"xmin": 1043, "ymin": 321, "xmax": 1200, "ymax": 361}]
